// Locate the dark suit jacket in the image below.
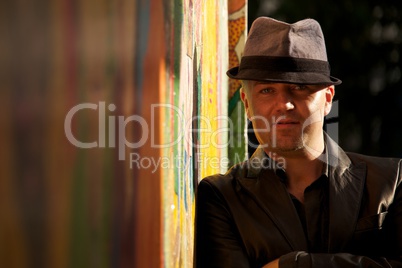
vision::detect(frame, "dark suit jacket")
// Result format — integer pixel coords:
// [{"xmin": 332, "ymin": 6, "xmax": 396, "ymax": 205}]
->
[{"xmin": 194, "ymin": 135, "xmax": 402, "ymax": 267}]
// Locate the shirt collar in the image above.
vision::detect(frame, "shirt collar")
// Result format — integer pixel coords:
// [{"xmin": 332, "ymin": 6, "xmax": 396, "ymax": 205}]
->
[{"xmin": 273, "ymin": 142, "xmax": 330, "ymax": 182}]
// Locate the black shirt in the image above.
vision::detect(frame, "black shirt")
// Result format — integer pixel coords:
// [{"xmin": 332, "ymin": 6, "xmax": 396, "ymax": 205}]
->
[{"xmin": 276, "ymin": 166, "xmax": 330, "ymax": 252}]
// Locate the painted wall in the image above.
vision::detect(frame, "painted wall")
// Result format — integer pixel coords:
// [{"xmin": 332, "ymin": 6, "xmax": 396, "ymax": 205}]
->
[
  {"xmin": 1, "ymin": 0, "xmax": 247, "ymax": 267},
  {"xmin": 160, "ymin": 0, "xmax": 246, "ymax": 266}
]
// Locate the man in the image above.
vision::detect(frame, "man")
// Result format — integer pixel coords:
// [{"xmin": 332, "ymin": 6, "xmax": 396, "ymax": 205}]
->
[{"xmin": 194, "ymin": 17, "xmax": 402, "ymax": 267}]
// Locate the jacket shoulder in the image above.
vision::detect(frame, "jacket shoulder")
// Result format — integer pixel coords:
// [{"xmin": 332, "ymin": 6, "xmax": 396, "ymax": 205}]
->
[
  {"xmin": 200, "ymin": 162, "xmax": 248, "ymax": 190},
  {"xmin": 346, "ymin": 152, "xmax": 402, "ymax": 184},
  {"xmin": 346, "ymin": 152, "xmax": 401, "ymax": 169}
]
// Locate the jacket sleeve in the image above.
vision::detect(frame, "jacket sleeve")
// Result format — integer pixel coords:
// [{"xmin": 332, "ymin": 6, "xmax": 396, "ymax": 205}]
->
[
  {"xmin": 279, "ymin": 252, "xmax": 400, "ymax": 267},
  {"xmin": 194, "ymin": 178, "xmax": 251, "ymax": 268},
  {"xmin": 279, "ymin": 168, "xmax": 402, "ymax": 268}
]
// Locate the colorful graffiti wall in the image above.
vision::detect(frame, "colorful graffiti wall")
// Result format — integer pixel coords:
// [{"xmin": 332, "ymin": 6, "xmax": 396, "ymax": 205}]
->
[
  {"xmin": 1, "ymin": 0, "xmax": 247, "ymax": 267},
  {"xmin": 160, "ymin": 0, "xmax": 246, "ymax": 266}
]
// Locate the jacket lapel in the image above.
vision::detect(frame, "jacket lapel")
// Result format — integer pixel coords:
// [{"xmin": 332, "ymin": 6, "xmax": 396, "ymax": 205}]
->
[
  {"xmin": 326, "ymin": 135, "xmax": 366, "ymax": 252},
  {"xmin": 237, "ymin": 147, "xmax": 308, "ymax": 251},
  {"xmin": 236, "ymin": 135, "xmax": 367, "ymax": 253}
]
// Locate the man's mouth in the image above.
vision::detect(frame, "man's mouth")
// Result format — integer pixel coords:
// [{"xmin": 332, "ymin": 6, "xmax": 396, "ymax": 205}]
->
[
  {"xmin": 274, "ymin": 118, "xmax": 300, "ymax": 128},
  {"xmin": 275, "ymin": 118, "xmax": 299, "ymax": 124}
]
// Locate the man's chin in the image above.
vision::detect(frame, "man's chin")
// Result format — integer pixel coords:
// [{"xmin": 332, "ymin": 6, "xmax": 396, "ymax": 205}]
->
[
  {"xmin": 257, "ymin": 136, "xmax": 304, "ymax": 152},
  {"xmin": 264, "ymin": 142, "xmax": 305, "ymax": 155}
]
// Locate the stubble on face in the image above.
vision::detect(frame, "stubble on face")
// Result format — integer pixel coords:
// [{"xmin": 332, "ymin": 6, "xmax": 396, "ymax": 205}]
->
[
  {"xmin": 252, "ymin": 112, "xmax": 324, "ymax": 157},
  {"xmin": 253, "ymin": 118, "xmax": 305, "ymax": 153}
]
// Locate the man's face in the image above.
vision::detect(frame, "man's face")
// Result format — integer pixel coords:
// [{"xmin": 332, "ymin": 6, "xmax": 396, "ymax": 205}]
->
[{"xmin": 241, "ymin": 82, "xmax": 334, "ymax": 156}]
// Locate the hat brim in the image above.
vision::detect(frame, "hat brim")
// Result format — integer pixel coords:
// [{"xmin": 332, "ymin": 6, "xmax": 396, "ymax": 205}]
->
[{"xmin": 227, "ymin": 66, "xmax": 342, "ymax": 85}]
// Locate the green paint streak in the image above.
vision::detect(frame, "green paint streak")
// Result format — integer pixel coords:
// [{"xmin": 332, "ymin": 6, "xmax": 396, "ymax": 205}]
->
[
  {"xmin": 228, "ymin": 101, "xmax": 246, "ymax": 167},
  {"xmin": 228, "ymin": 89, "xmax": 241, "ymax": 115},
  {"xmin": 172, "ymin": 0, "xmax": 183, "ymax": 198},
  {"xmin": 69, "ymin": 149, "xmax": 90, "ymax": 268},
  {"xmin": 68, "ymin": 65, "xmax": 90, "ymax": 268},
  {"xmin": 99, "ymin": 148, "xmax": 113, "ymax": 268}
]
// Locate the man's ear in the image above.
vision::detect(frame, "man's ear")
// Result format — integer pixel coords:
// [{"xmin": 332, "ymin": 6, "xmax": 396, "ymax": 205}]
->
[
  {"xmin": 324, "ymin": 85, "xmax": 335, "ymax": 116},
  {"xmin": 240, "ymin": 87, "xmax": 251, "ymax": 119}
]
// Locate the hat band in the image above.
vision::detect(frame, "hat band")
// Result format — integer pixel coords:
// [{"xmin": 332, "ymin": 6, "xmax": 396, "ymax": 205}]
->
[{"xmin": 239, "ymin": 56, "xmax": 330, "ymax": 75}]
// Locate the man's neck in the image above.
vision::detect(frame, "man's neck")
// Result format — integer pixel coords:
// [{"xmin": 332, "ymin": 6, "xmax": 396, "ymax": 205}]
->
[{"xmin": 267, "ymin": 146, "xmax": 326, "ymax": 203}]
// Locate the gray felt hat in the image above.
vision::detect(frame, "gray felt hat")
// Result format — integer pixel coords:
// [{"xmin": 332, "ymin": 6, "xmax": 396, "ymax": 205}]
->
[{"xmin": 227, "ymin": 17, "xmax": 342, "ymax": 85}]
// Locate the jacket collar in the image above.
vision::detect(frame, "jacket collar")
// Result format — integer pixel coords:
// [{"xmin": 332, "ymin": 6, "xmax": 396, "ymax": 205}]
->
[{"xmin": 237, "ymin": 133, "xmax": 366, "ymax": 252}]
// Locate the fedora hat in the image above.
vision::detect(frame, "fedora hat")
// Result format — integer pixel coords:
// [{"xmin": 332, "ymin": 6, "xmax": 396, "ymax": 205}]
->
[{"xmin": 227, "ymin": 17, "xmax": 342, "ymax": 85}]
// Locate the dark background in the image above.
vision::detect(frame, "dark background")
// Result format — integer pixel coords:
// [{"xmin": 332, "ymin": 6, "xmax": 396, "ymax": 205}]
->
[{"xmin": 248, "ymin": 0, "xmax": 402, "ymax": 158}]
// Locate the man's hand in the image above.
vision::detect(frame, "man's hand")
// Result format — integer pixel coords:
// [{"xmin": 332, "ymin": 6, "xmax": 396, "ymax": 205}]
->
[{"xmin": 262, "ymin": 258, "xmax": 279, "ymax": 268}]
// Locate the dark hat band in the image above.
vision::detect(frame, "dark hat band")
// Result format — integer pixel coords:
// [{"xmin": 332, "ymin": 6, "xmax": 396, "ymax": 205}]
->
[
  {"xmin": 239, "ymin": 56, "xmax": 330, "ymax": 75},
  {"xmin": 227, "ymin": 55, "xmax": 342, "ymax": 85}
]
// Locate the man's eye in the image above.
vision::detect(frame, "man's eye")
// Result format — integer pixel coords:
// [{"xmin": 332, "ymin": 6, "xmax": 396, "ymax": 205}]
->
[
  {"xmin": 261, "ymin": 88, "xmax": 273, "ymax": 93},
  {"xmin": 293, "ymin": 85, "xmax": 307, "ymax": 91}
]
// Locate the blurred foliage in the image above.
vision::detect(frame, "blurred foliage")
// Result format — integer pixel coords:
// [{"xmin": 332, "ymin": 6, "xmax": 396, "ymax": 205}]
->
[{"xmin": 248, "ymin": 0, "xmax": 402, "ymax": 157}]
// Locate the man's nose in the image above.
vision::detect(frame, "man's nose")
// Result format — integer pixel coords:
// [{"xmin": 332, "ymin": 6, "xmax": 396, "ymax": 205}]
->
[{"xmin": 275, "ymin": 91, "xmax": 294, "ymax": 112}]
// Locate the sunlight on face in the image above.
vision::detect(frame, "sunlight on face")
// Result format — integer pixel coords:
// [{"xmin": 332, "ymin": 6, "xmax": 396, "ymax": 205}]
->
[{"xmin": 241, "ymin": 82, "xmax": 334, "ymax": 156}]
